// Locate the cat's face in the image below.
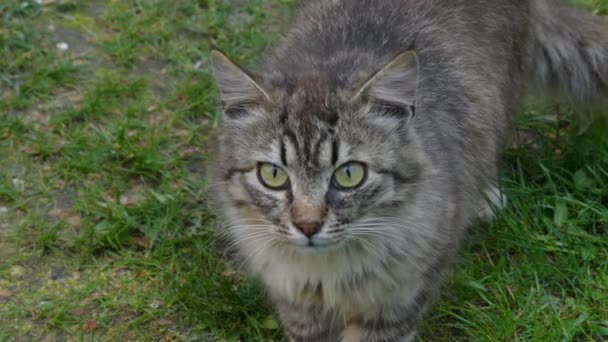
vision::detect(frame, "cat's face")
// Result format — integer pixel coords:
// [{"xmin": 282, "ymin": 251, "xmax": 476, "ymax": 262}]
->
[{"xmin": 212, "ymin": 50, "xmax": 425, "ymax": 254}]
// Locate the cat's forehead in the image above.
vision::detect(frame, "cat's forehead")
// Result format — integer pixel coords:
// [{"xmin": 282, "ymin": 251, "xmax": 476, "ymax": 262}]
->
[{"xmin": 271, "ymin": 72, "xmax": 346, "ymax": 126}]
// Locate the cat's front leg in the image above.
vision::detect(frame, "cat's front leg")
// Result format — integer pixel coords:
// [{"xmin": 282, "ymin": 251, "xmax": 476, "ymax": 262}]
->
[
  {"xmin": 341, "ymin": 304, "xmax": 422, "ymax": 342},
  {"xmin": 273, "ymin": 297, "xmax": 335, "ymax": 342},
  {"xmin": 341, "ymin": 321, "xmax": 417, "ymax": 342},
  {"xmin": 342, "ymin": 325, "xmax": 416, "ymax": 342}
]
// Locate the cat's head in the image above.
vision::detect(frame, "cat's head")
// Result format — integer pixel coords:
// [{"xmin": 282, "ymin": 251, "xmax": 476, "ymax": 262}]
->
[{"xmin": 211, "ymin": 49, "xmax": 427, "ymax": 254}]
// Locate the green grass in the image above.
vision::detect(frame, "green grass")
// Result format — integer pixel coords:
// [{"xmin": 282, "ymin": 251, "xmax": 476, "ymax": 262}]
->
[
  {"xmin": 0, "ymin": 0, "xmax": 606, "ymax": 341},
  {"xmin": 421, "ymin": 112, "xmax": 608, "ymax": 341}
]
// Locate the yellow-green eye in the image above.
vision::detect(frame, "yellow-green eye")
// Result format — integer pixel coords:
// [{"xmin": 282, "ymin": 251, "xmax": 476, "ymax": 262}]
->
[
  {"xmin": 258, "ymin": 163, "xmax": 290, "ymax": 190},
  {"xmin": 332, "ymin": 162, "xmax": 366, "ymax": 189}
]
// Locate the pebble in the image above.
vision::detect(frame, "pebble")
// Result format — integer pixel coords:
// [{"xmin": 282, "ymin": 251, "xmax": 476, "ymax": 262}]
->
[
  {"xmin": 11, "ymin": 178, "xmax": 24, "ymax": 191},
  {"xmin": 56, "ymin": 42, "xmax": 69, "ymax": 51},
  {"xmin": 149, "ymin": 300, "xmax": 162, "ymax": 309},
  {"xmin": 10, "ymin": 266, "xmax": 25, "ymax": 277}
]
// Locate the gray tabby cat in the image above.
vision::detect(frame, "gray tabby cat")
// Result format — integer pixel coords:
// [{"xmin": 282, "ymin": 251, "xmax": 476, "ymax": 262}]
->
[{"xmin": 209, "ymin": 0, "xmax": 607, "ymax": 340}]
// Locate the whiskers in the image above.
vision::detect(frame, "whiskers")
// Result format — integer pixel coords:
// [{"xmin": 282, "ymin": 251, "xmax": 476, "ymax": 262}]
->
[
  {"xmin": 343, "ymin": 216, "xmax": 441, "ymax": 265},
  {"xmin": 214, "ymin": 215, "xmax": 441, "ymax": 273},
  {"xmin": 203, "ymin": 181, "xmax": 232, "ymax": 193},
  {"xmin": 214, "ymin": 218, "xmax": 284, "ymax": 269}
]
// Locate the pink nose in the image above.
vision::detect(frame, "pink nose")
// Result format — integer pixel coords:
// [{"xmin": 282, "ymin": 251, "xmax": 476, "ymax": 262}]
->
[{"xmin": 294, "ymin": 221, "xmax": 323, "ymax": 238}]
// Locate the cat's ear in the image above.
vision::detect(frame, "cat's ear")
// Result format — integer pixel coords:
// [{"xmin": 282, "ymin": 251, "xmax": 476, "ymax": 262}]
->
[
  {"xmin": 210, "ymin": 49, "xmax": 271, "ymax": 118},
  {"xmin": 352, "ymin": 50, "xmax": 419, "ymax": 107}
]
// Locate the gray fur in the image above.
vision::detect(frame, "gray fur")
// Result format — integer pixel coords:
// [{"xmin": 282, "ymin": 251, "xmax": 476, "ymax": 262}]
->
[
  {"xmin": 530, "ymin": 0, "xmax": 608, "ymax": 101},
  {"xmin": 210, "ymin": 0, "xmax": 607, "ymax": 340}
]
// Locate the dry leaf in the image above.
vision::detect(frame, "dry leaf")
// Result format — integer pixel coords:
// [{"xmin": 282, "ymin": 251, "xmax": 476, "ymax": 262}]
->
[
  {"xmin": 130, "ymin": 236, "xmax": 151, "ymax": 249},
  {"xmin": 222, "ymin": 268, "xmax": 241, "ymax": 283},
  {"xmin": 83, "ymin": 320, "xmax": 97, "ymax": 333},
  {"xmin": 66, "ymin": 214, "xmax": 82, "ymax": 227},
  {"xmin": 0, "ymin": 288, "xmax": 13, "ymax": 298},
  {"xmin": 41, "ymin": 334, "xmax": 56, "ymax": 342},
  {"xmin": 28, "ymin": 111, "xmax": 49, "ymax": 124},
  {"xmin": 48, "ymin": 208, "xmax": 68, "ymax": 218},
  {"xmin": 155, "ymin": 318, "xmax": 173, "ymax": 326}
]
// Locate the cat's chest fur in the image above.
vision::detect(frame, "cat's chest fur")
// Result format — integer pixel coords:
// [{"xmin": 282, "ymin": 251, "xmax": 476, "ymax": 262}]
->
[{"xmin": 245, "ymin": 241, "xmax": 423, "ymax": 316}]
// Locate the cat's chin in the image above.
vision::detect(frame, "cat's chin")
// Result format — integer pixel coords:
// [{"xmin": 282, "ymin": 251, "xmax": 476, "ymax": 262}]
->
[{"xmin": 288, "ymin": 239, "xmax": 345, "ymax": 255}]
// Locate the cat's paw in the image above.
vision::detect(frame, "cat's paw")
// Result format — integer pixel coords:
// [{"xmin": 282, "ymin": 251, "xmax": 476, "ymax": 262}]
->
[
  {"xmin": 341, "ymin": 325, "xmax": 365, "ymax": 342},
  {"xmin": 477, "ymin": 185, "xmax": 507, "ymax": 221},
  {"xmin": 341, "ymin": 325, "xmax": 416, "ymax": 342}
]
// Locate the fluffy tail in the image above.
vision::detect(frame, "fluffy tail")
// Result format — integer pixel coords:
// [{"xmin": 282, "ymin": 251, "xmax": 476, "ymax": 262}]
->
[{"xmin": 529, "ymin": 0, "xmax": 608, "ymax": 104}]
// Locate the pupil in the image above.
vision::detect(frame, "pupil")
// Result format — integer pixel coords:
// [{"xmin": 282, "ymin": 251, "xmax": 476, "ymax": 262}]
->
[
  {"xmin": 345, "ymin": 167, "xmax": 351, "ymax": 178},
  {"xmin": 272, "ymin": 167, "xmax": 278, "ymax": 178}
]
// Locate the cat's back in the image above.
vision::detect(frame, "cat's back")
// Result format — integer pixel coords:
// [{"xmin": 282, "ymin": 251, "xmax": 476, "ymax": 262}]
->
[{"xmin": 265, "ymin": 0, "xmax": 529, "ymax": 84}]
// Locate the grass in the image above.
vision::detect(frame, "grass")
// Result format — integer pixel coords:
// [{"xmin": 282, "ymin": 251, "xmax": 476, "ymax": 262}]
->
[{"xmin": 0, "ymin": 0, "xmax": 606, "ymax": 341}]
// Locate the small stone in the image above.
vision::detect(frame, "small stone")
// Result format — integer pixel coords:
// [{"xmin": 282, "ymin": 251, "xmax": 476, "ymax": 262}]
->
[
  {"xmin": 10, "ymin": 266, "xmax": 25, "ymax": 277},
  {"xmin": 0, "ymin": 207, "xmax": 8, "ymax": 214},
  {"xmin": 50, "ymin": 266, "xmax": 68, "ymax": 281},
  {"xmin": 56, "ymin": 42, "xmax": 69, "ymax": 51},
  {"xmin": 11, "ymin": 178, "xmax": 24, "ymax": 191},
  {"xmin": 149, "ymin": 300, "xmax": 162, "ymax": 309},
  {"xmin": 119, "ymin": 186, "xmax": 146, "ymax": 207}
]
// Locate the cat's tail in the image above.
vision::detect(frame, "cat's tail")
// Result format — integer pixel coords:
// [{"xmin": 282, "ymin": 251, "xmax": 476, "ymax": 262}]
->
[{"xmin": 529, "ymin": 0, "xmax": 608, "ymax": 107}]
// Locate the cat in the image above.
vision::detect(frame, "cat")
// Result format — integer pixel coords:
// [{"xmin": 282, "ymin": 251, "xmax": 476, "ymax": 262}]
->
[{"xmin": 209, "ymin": 0, "xmax": 607, "ymax": 340}]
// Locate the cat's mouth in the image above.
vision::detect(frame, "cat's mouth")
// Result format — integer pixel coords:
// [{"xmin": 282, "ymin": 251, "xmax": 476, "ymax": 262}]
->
[{"xmin": 288, "ymin": 235, "xmax": 345, "ymax": 254}]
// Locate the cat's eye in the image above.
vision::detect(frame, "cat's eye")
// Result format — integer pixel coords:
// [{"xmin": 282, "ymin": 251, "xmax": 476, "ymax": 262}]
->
[
  {"xmin": 332, "ymin": 162, "xmax": 366, "ymax": 190},
  {"xmin": 258, "ymin": 163, "xmax": 290, "ymax": 190}
]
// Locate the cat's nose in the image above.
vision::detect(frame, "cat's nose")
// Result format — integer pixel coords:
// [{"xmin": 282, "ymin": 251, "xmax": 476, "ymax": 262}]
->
[{"xmin": 294, "ymin": 221, "xmax": 323, "ymax": 238}]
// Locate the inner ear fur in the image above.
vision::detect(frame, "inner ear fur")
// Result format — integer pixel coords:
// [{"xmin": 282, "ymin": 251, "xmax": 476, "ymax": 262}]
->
[
  {"xmin": 352, "ymin": 50, "xmax": 419, "ymax": 107},
  {"xmin": 210, "ymin": 49, "xmax": 272, "ymax": 118}
]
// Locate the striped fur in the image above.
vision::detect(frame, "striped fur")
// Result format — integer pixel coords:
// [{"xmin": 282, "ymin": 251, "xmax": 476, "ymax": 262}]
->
[{"xmin": 210, "ymin": 0, "xmax": 607, "ymax": 340}]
